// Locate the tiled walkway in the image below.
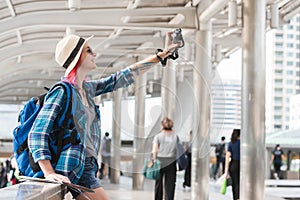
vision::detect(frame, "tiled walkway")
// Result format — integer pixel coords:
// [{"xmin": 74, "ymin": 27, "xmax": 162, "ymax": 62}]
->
[
  {"xmin": 66, "ymin": 173, "xmax": 290, "ymax": 200},
  {"xmin": 100, "ymin": 173, "xmax": 287, "ymax": 200},
  {"xmin": 102, "ymin": 173, "xmax": 233, "ymax": 200}
]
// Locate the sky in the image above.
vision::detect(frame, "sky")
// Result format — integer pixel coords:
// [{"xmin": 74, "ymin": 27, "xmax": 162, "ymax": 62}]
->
[{"xmin": 216, "ymin": 49, "xmax": 242, "ymax": 81}]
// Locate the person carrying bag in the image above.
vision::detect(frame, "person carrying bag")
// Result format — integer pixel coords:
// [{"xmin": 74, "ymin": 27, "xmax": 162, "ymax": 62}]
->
[{"xmin": 152, "ymin": 117, "xmax": 179, "ymax": 200}]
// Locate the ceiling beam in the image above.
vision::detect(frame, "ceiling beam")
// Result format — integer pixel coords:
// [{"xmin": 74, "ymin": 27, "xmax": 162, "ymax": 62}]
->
[
  {"xmin": 0, "ymin": 36, "xmax": 163, "ymax": 62},
  {"xmin": 5, "ymin": 0, "xmax": 16, "ymax": 17},
  {"xmin": 199, "ymin": 0, "xmax": 230, "ymax": 23},
  {"xmin": 282, "ymin": 4, "xmax": 300, "ymax": 22},
  {"xmin": 0, "ymin": 74, "xmax": 59, "ymax": 89},
  {"xmin": 213, "ymin": 35, "xmax": 242, "ymax": 47},
  {"xmin": 0, "ymin": 66, "xmax": 63, "ymax": 80},
  {"xmin": 0, "ymin": 7, "xmax": 196, "ymax": 36}
]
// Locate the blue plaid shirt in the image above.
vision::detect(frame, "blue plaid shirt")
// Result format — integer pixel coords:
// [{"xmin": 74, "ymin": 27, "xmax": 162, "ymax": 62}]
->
[{"xmin": 28, "ymin": 67, "xmax": 134, "ymax": 183}]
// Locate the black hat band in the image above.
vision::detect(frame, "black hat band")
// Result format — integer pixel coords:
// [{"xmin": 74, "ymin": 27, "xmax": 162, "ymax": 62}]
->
[{"xmin": 63, "ymin": 37, "xmax": 85, "ymax": 69}]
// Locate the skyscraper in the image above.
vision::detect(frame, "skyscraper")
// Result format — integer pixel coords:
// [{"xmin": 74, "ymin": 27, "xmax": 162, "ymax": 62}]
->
[
  {"xmin": 266, "ymin": 14, "xmax": 300, "ymax": 132},
  {"xmin": 211, "ymin": 79, "xmax": 241, "ymax": 142}
]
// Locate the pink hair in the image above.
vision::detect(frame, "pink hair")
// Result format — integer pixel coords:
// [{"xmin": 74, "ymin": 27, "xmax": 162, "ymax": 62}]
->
[{"xmin": 64, "ymin": 55, "xmax": 82, "ymax": 86}]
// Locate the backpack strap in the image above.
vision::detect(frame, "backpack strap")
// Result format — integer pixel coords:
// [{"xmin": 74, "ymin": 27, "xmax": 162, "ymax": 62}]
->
[
  {"xmin": 48, "ymin": 82, "xmax": 74, "ymax": 163},
  {"xmin": 17, "ymin": 139, "xmax": 29, "ymax": 154},
  {"xmin": 61, "ymin": 129, "xmax": 78, "ymax": 146}
]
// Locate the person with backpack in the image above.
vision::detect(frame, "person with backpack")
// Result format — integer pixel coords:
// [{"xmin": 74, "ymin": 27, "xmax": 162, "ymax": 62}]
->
[
  {"xmin": 99, "ymin": 132, "xmax": 111, "ymax": 179},
  {"xmin": 27, "ymin": 32, "xmax": 181, "ymax": 199},
  {"xmin": 213, "ymin": 136, "xmax": 226, "ymax": 180}
]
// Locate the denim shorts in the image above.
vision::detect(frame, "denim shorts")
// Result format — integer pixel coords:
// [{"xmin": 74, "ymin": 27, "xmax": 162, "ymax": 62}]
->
[{"xmin": 70, "ymin": 156, "xmax": 101, "ymax": 197}]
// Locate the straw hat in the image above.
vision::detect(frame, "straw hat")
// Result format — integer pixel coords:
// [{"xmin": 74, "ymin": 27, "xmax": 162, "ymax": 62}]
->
[{"xmin": 55, "ymin": 34, "xmax": 93, "ymax": 77}]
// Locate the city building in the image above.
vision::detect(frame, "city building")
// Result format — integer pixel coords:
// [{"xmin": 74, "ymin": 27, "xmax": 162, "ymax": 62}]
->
[
  {"xmin": 266, "ymin": 14, "xmax": 300, "ymax": 132},
  {"xmin": 211, "ymin": 79, "xmax": 241, "ymax": 142},
  {"xmin": 289, "ymin": 94, "xmax": 300, "ymax": 130}
]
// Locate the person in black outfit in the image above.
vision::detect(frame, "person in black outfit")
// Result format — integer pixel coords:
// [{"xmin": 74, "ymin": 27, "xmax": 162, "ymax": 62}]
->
[
  {"xmin": 213, "ymin": 136, "xmax": 226, "ymax": 180},
  {"xmin": 183, "ymin": 130, "xmax": 192, "ymax": 188},
  {"xmin": 224, "ymin": 129, "xmax": 240, "ymax": 200},
  {"xmin": 270, "ymin": 144, "xmax": 284, "ymax": 179}
]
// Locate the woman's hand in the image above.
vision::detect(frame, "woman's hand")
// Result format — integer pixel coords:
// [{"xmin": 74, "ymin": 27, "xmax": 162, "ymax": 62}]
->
[
  {"xmin": 38, "ymin": 159, "xmax": 71, "ymax": 183},
  {"xmin": 224, "ymin": 171, "xmax": 229, "ymax": 179},
  {"xmin": 164, "ymin": 31, "xmax": 182, "ymax": 57},
  {"xmin": 45, "ymin": 172, "xmax": 71, "ymax": 183},
  {"xmin": 129, "ymin": 29, "xmax": 184, "ymax": 76}
]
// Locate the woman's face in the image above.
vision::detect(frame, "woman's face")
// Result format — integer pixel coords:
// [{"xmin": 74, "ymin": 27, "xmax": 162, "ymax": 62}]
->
[{"xmin": 79, "ymin": 43, "xmax": 97, "ymax": 72}]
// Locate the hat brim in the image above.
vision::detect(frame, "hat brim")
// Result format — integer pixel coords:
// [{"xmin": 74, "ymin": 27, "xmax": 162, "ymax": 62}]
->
[{"xmin": 64, "ymin": 35, "xmax": 94, "ymax": 77}]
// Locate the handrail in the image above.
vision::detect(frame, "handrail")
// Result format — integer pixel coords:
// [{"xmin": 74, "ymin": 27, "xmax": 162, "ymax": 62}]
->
[{"xmin": 0, "ymin": 181, "xmax": 67, "ymax": 200}]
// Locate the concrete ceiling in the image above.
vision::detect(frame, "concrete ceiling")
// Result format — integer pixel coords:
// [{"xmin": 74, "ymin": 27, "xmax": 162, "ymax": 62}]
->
[{"xmin": 0, "ymin": 0, "xmax": 299, "ymax": 104}]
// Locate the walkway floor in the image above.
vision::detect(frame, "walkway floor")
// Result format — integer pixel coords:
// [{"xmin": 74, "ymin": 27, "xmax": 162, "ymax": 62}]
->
[
  {"xmin": 93, "ymin": 172, "xmax": 286, "ymax": 200},
  {"xmin": 102, "ymin": 173, "xmax": 230, "ymax": 200},
  {"xmin": 102, "ymin": 173, "xmax": 283, "ymax": 200}
]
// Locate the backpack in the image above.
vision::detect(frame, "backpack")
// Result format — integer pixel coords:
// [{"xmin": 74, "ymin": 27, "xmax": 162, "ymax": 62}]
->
[
  {"xmin": 215, "ymin": 143, "xmax": 225, "ymax": 157},
  {"xmin": 105, "ymin": 138, "xmax": 111, "ymax": 153},
  {"xmin": 13, "ymin": 82, "xmax": 77, "ymax": 177},
  {"xmin": 176, "ymin": 136, "xmax": 189, "ymax": 171}
]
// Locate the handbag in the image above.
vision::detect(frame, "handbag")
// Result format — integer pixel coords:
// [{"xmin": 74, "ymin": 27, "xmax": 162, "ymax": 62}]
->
[
  {"xmin": 220, "ymin": 178, "xmax": 227, "ymax": 195},
  {"xmin": 220, "ymin": 177, "xmax": 232, "ymax": 194},
  {"xmin": 176, "ymin": 136, "xmax": 189, "ymax": 171},
  {"xmin": 143, "ymin": 158, "xmax": 161, "ymax": 180}
]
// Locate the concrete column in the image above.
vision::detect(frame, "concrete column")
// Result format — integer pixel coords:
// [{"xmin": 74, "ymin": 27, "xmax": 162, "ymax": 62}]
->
[
  {"xmin": 241, "ymin": 0, "xmax": 266, "ymax": 199},
  {"xmin": 191, "ymin": 25, "xmax": 212, "ymax": 200},
  {"xmin": 110, "ymin": 88, "xmax": 123, "ymax": 184},
  {"xmin": 266, "ymin": 148, "xmax": 271, "ymax": 179},
  {"xmin": 153, "ymin": 65, "xmax": 162, "ymax": 81},
  {"xmin": 132, "ymin": 72, "xmax": 147, "ymax": 190},
  {"xmin": 161, "ymin": 60, "xmax": 177, "ymax": 119}
]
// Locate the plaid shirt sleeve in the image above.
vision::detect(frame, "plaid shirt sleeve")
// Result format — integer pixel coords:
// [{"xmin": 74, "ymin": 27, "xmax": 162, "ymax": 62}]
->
[
  {"xmin": 28, "ymin": 87, "xmax": 66, "ymax": 163},
  {"xmin": 87, "ymin": 67, "xmax": 134, "ymax": 96}
]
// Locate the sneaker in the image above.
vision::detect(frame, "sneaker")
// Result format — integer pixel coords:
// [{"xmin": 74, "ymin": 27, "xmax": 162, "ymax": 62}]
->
[{"xmin": 274, "ymin": 173, "xmax": 279, "ymax": 179}]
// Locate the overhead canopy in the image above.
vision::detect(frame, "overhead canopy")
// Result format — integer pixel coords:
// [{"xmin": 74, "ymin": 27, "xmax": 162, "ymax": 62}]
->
[
  {"xmin": 266, "ymin": 129, "xmax": 300, "ymax": 150},
  {"xmin": 0, "ymin": 0, "xmax": 299, "ymax": 104}
]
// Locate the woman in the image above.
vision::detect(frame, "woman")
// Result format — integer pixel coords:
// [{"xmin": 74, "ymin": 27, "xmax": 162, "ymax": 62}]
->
[
  {"xmin": 224, "ymin": 129, "xmax": 240, "ymax": 200},
  {"xmin": 152, "ymin": 117, "xmax": 179, "ymax": 200},
  {"xmin": 28, "ymin": 33, "xmax": 179, "ymax": 199}
]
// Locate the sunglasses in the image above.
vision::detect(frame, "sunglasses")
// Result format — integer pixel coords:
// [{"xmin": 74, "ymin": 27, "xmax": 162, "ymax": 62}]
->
[{"xmin": 86, "ymin": 47, "xmax": 95, "ymax": 55}]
